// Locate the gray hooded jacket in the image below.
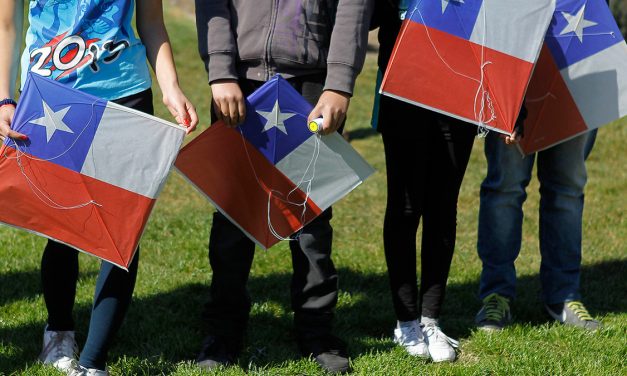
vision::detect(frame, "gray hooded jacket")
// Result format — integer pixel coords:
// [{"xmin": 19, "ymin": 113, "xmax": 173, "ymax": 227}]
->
[{"xmin": 196, "ymin": 0, "xmax": 374, "ymax": 95}]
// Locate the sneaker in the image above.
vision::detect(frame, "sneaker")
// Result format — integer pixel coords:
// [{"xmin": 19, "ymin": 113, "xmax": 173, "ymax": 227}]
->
[
  {"xmin": 475, "ymin": 293, "xmax": 512, "ymax": 331},
  {"xmin": 38, "ymin": 328, "xmax": 78, "ymax": 372},
  {"xmin": 546, "ymin": 300, "xmax": 601, "ymax": 331},
  {"xmin": 68, "ymin": 364, "xmax": 109, "ymax": 376},
  {"xmin": 393, "ymin": 320, "xmax": 429, "ymax": 358},
  {"xmin": 298, "ymin": 334, "xmax": 351, "ymax": 374},
  {"xmin": 196, "ymin": 335, "xmax": 238, "ymax": 370},
  {"xmin": 422, "ymin": 323, "xmax": 459, "ymax": 362}
]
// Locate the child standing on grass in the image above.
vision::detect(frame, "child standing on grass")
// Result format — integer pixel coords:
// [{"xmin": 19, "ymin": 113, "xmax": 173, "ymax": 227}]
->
[
  {"xmin": 194, "ymin": 0, "xmax": 373, "ymax": 373},
  {"xmin": 371, "ymin": 0, "xmax": 476, "ymax": 362},
  {"xmin": 474, "ymin": 0, "xmax": 608, "ymax": 333},
  {"xmin": 0, "ymin": 1, "xmax": 198, "ymax": 375}
]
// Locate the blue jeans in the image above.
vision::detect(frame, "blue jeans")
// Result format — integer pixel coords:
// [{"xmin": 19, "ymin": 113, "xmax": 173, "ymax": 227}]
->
[{"xmin": 477, "ymin": 130, "xmax": 596, "ymax": 304}]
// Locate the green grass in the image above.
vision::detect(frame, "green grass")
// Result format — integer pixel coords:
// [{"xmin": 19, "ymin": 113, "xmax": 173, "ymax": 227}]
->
[{"xmin": 2, "ymin": 7, "xmax": 626, "ymax": 376}]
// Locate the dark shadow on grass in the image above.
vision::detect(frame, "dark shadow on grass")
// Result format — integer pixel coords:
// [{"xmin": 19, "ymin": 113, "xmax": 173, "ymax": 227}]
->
[
  {"xmin": 344, "ymin": 127, "xmax": 378, "ymax": 142},
  {"xmin": 0, "ymin": 269, "xmax": 41, "ymax": 306},
  {"xmin": 0, "ymin": 269, "xmax": 98, "ymax": 307},
  {"xmin": 1, "ymin": 259, "xmax": 624, "ymax": 373}
]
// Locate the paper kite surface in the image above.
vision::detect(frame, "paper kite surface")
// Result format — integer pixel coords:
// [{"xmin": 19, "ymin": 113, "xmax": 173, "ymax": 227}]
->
[
  {"xmin": 381, "ymin": 0, "xmax": 555, "ymax": 135},
  {"xmin": 175, "ymin": 75, "xmax": 374, "ymax": 249},
  {"xmin": 0, "ymin": 73, "xmax": 185, "ymax": 269},
  {"xmin": 521, "ymin": 0, "xmax": 627, "ymax": 154}
]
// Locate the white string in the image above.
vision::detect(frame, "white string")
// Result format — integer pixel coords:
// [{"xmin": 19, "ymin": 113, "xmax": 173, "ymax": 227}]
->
[
  {"xmin": 237, "ymin": 125, "xmax": 321, "ymax": 243},
  {"xmin": 526, "ymin": 92, "xmax": 556, "ymax": 103},
  {"xmin": 1, "ymin": 83, "xmax": 103, "ymax": 210},
  {"xmin": 412, "ymin": 1, "xmax": 497, "ymax": 137},
  {"xmin": 11, "ymin": 80, "xmax": 101, "ymax": 162},
  {"xmin": 2, "ymin": 144, "xmax": 101, "ymax": 210},
  {"xmin": 522, "ymin": 30, "xmax": 617, "ymax": 107},
  {"xmin": 548, "ymin": 31, "xmax": 616, "ymax": 39}
]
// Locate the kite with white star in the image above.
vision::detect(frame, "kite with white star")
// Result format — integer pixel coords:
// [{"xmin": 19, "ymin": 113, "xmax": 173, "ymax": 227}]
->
[
  {"xmin": 29, "ymin": 100, "xmax": 74, "ymax": 142},
  {"xmin": 256, "ymin": 100, "xmax": 296, "ymax": 134},
  {"xmin": 559, "ymin": 4, "xmax": 598, "ymax": 43}
]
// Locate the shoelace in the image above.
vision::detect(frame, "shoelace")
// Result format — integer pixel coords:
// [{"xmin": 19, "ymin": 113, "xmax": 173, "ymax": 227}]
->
[
  {"xmin": 483, "ymin": 293, "xmax": 509, "ymax": 322},
  {"xmin": 423, "ymin": 325, "xmax": 459, "ymax": 349},
  {"xmin": 566, "ymin": 301, "xmax": 594, "ymax": 321},
  {"xmin": 44, "ymin": 332, "xmax": 75, "ymax": 360},
  {"xmin": 399, "ymin": 323, "xmax": 424, "ymax": 345}
]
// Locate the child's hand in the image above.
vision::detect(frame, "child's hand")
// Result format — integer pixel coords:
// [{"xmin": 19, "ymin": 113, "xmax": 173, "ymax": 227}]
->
[
  {"xmin": 210, "ymin": 80, "xmax": 245, "ymax": 127},
  {"xmin": 502, "ymin": 130, "xmax": 521, "ymax": 145},
  {"xmin": 308, "ymin": 90, "xmax": 350, "ymax": 135},
  {"xmin": 0, "ymin": 104, "xmax": 27, "ymax": 142},
  {"xmin": 163, "ymin": 88, "xmax": 198, "ymax": 134}
]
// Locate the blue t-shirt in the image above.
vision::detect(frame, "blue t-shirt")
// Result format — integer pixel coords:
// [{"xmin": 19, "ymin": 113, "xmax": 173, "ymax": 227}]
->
[{"xmin": 20, "ymin": 0, "xmax": 151, "ymax": 100}]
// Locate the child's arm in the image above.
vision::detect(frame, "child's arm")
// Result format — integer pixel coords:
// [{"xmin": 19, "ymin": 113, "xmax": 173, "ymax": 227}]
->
[
  {"xmin": 0, "ymin": 0, "xmax": 26, "ymax": 141},
  {"xmin": 136, "ymin": 0, "xmax": 198, "ymax": 133},
  {"xmin": 196, "ymin": 0, "xmax": 245, "ymax": 127},
  {"xmin": 308, "ymin": 0, "xmax": 374, "ymax": 135}
]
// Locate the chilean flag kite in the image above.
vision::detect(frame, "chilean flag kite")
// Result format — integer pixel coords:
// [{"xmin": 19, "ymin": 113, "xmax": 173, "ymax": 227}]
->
[
  {"xmin": 0, "ymin": 74, "xmax": 186, "ymax": 269},
  {"xmin": 520, "ymin": 0, "xmax": 627, "ymax": 154},
  {"xmin": 381, "ymin": 0, "xmax": 555, "ymax": 135},
  {"xmin": 175, "ymin": 75, "xmax": 374, "ymax": 249}
]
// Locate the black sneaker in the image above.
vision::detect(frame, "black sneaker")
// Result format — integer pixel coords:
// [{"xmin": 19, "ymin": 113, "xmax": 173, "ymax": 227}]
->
[
  {"xmin": 475, "ymin": 293, "xmax": 512, "ymax": 331},
  {"xmin": 299, "ymin": 335, "xmax": 351, "ymax": 374},
  {"xmin": 196, "ymin": 335, "xmax": 239, "ymax": 370}
]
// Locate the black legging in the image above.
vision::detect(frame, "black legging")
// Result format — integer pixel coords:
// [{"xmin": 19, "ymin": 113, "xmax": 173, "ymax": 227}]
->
[{"xmin": 380, "ymin": 97, "xmax": 475, "ymax": 321}]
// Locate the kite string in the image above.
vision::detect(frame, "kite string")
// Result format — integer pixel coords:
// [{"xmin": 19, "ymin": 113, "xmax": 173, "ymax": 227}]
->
[
  {"xmin": 13, "ymin": 80, "xmax": 101, "ymax": 162},
  {"xmin": 267, "ymin": 134, "xmax": 321, "ymax": 242},
  {"xmin": 549, "ymin": 31, "xmax": 616, "ymax": 39},
  {"xmin": 16, "ymin": 149, "xmax": 101, "ymax": 210},
  {"xmin": 412, "ymin": 2, "xmax": 496, "ymax": 136},
  {"xmin": 2, "ymin": 93, "xmax": 103, "ymax": 209},
  {"xmin": 237, "ymin": 126, "xmax": 321, "ymax": 242},
  {"xmin": 523, "ymin": 30, "xmax": 617, "ymax": 106}
]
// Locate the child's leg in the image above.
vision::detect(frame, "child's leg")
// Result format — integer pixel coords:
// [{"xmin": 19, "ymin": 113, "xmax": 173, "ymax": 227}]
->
[
  {"xmin": 42, "ymin": 240, "xmax": 79, "ymax": 330},
  {"xmin": 78, "ymin": 251, "xmax": 139, "ymax": 370}
]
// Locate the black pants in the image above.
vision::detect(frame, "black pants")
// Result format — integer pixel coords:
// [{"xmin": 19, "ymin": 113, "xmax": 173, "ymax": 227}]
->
[
  {"xmin": 204, "ymin": 75, "xmax": 339, "ymax": 348},
  {"xmin": 41, "ymin": 89, "xmax": 152, "ymax": 369},
  {"xmin": 380, "ymin": 96, "xmax": 475, "ymax": 321}
]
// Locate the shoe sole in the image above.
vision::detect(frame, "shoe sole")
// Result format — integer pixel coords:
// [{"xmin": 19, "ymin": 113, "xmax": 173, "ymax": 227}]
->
[
  {"xmin": 476, "ymin": 324, "xmax": 504, "ymax": 332},
  {"xmin": 431, "ymin": 357, "xmax": 456, "ymax": 363},
  {"xmin": 394, "ymin": 338, "xmax": 429, "ymax": 358}
]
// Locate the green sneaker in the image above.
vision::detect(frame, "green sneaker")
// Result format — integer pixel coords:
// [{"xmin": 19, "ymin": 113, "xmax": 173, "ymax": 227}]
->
[
  {"xmin": 475, "ymin": 293, "xmax": 512, "ymax": 331},
  {"xmin": 545, "ymin": 301, "xmax": 601, "ymax": 331}
]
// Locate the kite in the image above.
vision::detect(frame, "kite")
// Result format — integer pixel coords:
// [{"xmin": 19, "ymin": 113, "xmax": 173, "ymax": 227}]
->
[
  {"xmin": 0, "ymin": 73, "xmax": 186, "ymax": 270},
  {"xmin": 380, "ymin": 0, "xmax": 555, "ymax": 135},
  {"xmin": 175, "ymin": 75, "xmax": 374, "ymax": 249},
  {"xmin": 520, "ymin": 0, "xmax": 627, "ymax": 154}
]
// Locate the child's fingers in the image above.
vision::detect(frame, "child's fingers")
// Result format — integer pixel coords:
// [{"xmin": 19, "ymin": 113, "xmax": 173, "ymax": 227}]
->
[
  {"xmin": 187, "ymin": 103, "xmax": 199, "ymax": 130},
  {"xmin": 307, "ymin": 104, "xmax": 323, "ymax": 126}
]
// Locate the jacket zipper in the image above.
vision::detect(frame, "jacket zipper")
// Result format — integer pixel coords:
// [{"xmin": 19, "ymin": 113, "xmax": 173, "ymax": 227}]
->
[{"xmin": 263, "ymin": 0, "xmax": 279, "ymax": 81}]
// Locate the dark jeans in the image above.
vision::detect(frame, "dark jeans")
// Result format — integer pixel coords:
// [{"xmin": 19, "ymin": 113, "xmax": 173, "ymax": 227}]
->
[
  {"xmin": 41, "ymin": 89, "xmax": 152, "ymax": 369},
  {"xmin": 380, "ymin": 96, "xmax": 475, "ymax": 321},
  {"xmin": 478, "ymin": 130, "xmax": 596, "ymax": 304},
  {"xmin": 204, "ymin": 75, "xmax": 339, "ymax": 348}
]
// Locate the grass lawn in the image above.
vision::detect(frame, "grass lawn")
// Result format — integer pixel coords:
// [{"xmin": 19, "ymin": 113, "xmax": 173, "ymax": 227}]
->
[{"xmin": 1, "ymin": 6, "xmax": 626, "ymax": 376}]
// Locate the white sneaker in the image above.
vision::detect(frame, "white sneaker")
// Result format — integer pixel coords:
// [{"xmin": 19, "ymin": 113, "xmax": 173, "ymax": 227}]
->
[
  {"xmin": 422, "ymin": 323, "xmax": 459, "ymax": 362},
  {"xmin": 68, "ymin": 364, "xmax": 110, "ymax": 376},
  {"xmin": 39, "ymin": 328, "xmax": 78, "ymax": 372},
  {"xmin": 393, "ymin": 320, "xmax": 429, "ymax": 358}
]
